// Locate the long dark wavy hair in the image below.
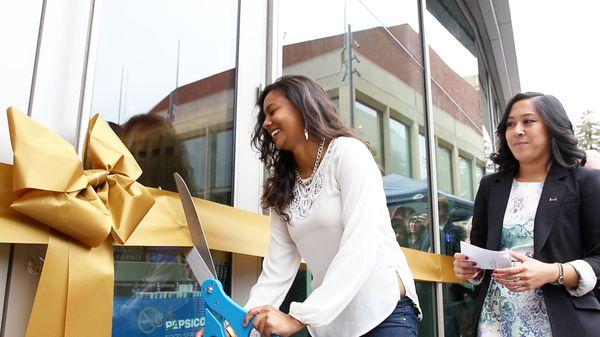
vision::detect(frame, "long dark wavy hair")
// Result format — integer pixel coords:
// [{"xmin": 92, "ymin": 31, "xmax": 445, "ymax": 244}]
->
[
  {"xmin": 491, "ymin": 92, "xmax": 586, "ymax": 174},
  {"xmin": 251, "ymin": 75, "xmax": 366, "ymax": 223}
]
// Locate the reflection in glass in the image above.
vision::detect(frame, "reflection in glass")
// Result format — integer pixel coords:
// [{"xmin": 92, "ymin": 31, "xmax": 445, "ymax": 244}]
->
[
  {"xmin": 182, "ymin": 137, "xmax": 206, "ymax": 194},
  {"xmin": 442, "ymin": 282, "xmax": 476, "ymax": 337},
  {"xmin": 458, "ymin": 156, "xmax": 474, "ymax": 200},
  {"xmin": 474, "ymin": 164, "xmax": 485, "ymax": 192},
  {"xmin": 406, "ymin": 212, "xmax": 431, "ymax": 252},
  {"xmin": 90, "ymin": 1, "xmax": 238, "ymax": 335},
  {"xmin": 0, "ymin": 1, "xmax": 43, "ymax": 164},
  {"xmin": 436, "ymin": 145, "xmax": 453, "ymax": 194},
  {"xmin": 112, "ymin": 248, "xmax": 231, "ymax": 336},
  {"xmin": 280, "ymin": 1, "xmax": 431, "ymax": 335},
  {"xmin": 118, "ymin": 114, "xmax": 197, "ymax": 194},
  {"xmin": 210, "ymin": 129, "xmax": 234, "ymax": 205},
  {"xmin": 419, "ymin": 134, "xmax": 428, "ymax": 182},
  {"xmin": 416, "ymin": 282, "xmax": 437, "ymax": 337},
  {"xmin": 389, "ymin": 118, "xmax": 411, "ymax": 177},
  {"xmin": 91, "ymin": 0, "xmax": 237, "ymax": 203},
  {"xmin": 0, "ymin": 1, "xmax": 42, "ymax": 110},
  {"xmin": 355, "ymin": 101, "xmax": 383, "ymax": 164},
  {"xmin": 426, "ymin": 2, "xmax": 488, "ymax": 335}
]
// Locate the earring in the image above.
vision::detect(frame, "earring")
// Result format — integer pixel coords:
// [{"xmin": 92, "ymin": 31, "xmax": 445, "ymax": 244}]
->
[{"xmin": 304, "ymin": 129, "xmax": 309, "ymax": 140}]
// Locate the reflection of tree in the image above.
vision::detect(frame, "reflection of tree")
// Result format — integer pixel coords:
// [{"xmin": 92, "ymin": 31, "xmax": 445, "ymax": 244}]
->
[
  {"xmin": 118, "ymin": 114, "xmax": 197, "ymax": 195},
  {"xmin": 483, "ymin": 126, "xmax": 495, "ymax": 173},
  {"xmin": 576, "ymin": 110, "xmax": 600, "ymax": 151}
]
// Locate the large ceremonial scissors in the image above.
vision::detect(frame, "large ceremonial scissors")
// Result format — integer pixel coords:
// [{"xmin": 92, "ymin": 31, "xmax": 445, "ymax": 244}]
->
[{"xmin": 174, "ymin": 173, "xmax": 279, "ymax": 337}]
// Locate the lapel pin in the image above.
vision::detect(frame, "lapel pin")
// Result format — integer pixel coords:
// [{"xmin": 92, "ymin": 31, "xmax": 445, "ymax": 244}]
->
[{"xmin": 549, "ymin": 197, "xmax": 558, "ymax": 202}]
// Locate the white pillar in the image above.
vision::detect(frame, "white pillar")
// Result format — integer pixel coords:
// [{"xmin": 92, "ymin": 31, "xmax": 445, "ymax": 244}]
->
[{"xmin": 230, "ymin": 0, "xmax": 269, "ymax": 304}]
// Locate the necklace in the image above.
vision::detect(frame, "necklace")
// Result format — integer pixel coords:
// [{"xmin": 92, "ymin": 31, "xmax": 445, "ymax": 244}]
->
[{"xmin": 295, "ymin": 137, "xmax": 326, "ymax": 186}]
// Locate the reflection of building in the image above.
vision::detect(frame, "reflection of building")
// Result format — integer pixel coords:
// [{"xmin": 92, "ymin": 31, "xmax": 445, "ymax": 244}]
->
[
  {"xmin": 139, "ymin": 24, "xmax": 486, "ymax": 203},
  {"xmin": 283, "ymin": 24, "xmax": 485, "ymax": 200},
  {"xmin": 137, "ymin": 70, "xmax": 236, "ymax": 205}
]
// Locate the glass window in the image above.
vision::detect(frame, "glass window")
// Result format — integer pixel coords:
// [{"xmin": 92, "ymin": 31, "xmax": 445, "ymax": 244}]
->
[
  {"xmin": 182, "ymin": 136, "xmax": 207, "ymax": 195},
  {"xmin": 426, "ymin": 1, "xmax": 491, "ymax": 335},
  {"xmin": 436, "ymin": 145, "xmax": 453, "ymax": 194},
  {"xmin": 91, "ymin": 0, "xmax": 237, "ymax": 203},
  {"xmin": 475, "ymin": 164, "xmax": 485, "ymax": 191},
  {"xmin": 88, "ymin": 1, "xmax": 239, "ymax": 335},
  {"xmin": 427, "ymin": 1, "xmax": 481, "ymax": 261},
  {"xmin": 416, "ymin": 282, "xmax": 437, "ymax": 337},
  {"xmin": 419, "ymin": 134, "xmax": 428, "ymax": 182},
  {"xmin": 0, "ymin": 1, "xmax": 43, "ymax": 164},
  {"xmin": 458, "ymin": 156, "xmax": 473, "ymax": 200},
  {"xmin": 355, "ymin": 101, "xmax": 383, "ymax": 165},
  {"xmin": 210, "ymin": 129, "xmax": 234, "ymax": 205},
  {"xmin": 280, "ymin": 1, "xmax": 435, "ymax": 335},
  {"xmin": 389, "ymin": 118, "xmax": 411, "ymax": 177}
]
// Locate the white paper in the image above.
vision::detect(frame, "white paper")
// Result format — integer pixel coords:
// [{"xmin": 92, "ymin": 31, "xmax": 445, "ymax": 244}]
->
[{"xmin": 460, "ymin": 241, "xmax": 512, "ymax": 270}]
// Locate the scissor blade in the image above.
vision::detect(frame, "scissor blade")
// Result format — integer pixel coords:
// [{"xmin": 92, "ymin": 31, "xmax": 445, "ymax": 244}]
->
[
  {"xmin": 174, "ymin": 172, "xmax": 217, "ymax": 279},
  {"xmin": 185, "ymin": 247, "xmax": 215, "ymax": 284}
]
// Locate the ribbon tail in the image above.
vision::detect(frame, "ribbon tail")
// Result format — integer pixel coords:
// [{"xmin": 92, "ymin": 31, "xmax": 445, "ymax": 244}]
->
[
  {"xmin": 25, "ymin": 233, "xmax": 69, "ymax": 337},
  {"xmin": 24, "ymin": 233, "xmax": 114, "ymax": 337},
  {"xmin": 66, "ymin": 238, "xmax": 114, "ymax": 337}
]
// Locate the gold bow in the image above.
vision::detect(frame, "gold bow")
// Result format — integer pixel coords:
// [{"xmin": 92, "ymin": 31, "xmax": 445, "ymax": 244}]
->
[
  {"xmin": 7, "ymin": 107, "xmax": 154, "ymax": 337},
  {"xmin": 0, "ymin": 107, "xmax": 275, "ymax": 337}
]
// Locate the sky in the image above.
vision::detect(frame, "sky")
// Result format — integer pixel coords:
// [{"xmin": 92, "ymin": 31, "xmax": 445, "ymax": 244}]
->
[
  {"xmin": 91, "ymin": 0, "xmax": 238, "ymax": 123},
  {"xmin": 509, "ymin": 0, "xmax": 600, "ymax": 125}
]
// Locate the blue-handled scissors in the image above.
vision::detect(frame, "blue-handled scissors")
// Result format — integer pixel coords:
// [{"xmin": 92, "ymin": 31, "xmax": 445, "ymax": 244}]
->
[{"xmin": 174, "ymin": 173, "xmax": 280, "ymax": 337}]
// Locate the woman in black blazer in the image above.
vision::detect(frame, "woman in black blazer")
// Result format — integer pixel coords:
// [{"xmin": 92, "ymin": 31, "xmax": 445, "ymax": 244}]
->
[{"xmin": 453, "ymin": 92, "xmax": 600, "ymax": 337}]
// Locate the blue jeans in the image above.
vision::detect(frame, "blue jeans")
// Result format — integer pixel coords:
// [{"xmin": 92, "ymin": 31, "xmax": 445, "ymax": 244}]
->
[{"xmin": 362, "ymin": 297, "xmax": 420, "ymax": 337}]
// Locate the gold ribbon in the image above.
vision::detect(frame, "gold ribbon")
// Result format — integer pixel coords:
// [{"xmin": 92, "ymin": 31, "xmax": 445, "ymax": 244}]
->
[
  {"xmin": 0, "ymin": 107, "xmax": 279, "ymax": 337},
  {"xmin": 6, "ymin": 107, "xmax": 155, "ymax": 337},
  {"xmin": 0, "ymin": 107, "xmax": 460, "ymax": 337}
]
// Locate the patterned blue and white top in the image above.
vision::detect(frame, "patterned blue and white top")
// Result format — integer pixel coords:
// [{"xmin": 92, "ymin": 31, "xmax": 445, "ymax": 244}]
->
[{"xmin": 477, "ymin": 180, "xmax": 553, "ymax": 337}]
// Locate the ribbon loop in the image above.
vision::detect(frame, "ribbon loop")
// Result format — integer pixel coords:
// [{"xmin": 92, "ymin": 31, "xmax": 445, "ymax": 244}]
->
[{"xmin": 7, "ymin": 107, "xmax": 154, "ymax": 247}]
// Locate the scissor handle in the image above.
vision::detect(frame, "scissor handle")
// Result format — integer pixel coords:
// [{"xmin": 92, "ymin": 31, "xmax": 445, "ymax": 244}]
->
[{"xmin": 202, "ymin": 278, "xmax": 280, "ymax": 337}]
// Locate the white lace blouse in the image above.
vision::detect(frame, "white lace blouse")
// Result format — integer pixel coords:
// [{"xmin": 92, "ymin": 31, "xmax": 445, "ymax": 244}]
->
[{"xmin": 244, "ymin": 137, "xmax": 420, "ymax": 337}]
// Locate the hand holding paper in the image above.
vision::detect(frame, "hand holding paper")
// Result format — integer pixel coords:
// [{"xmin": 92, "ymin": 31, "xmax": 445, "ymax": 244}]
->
[{"xmin": 460, "ymin": 241, "xmax": 512, "ymax": 270}]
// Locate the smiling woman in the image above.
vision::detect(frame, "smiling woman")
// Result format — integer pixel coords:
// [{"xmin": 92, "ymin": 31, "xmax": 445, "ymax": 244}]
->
[
  {"xmin": 193, "ymin": 75, "xmax": 422, "ymax": 337},
  {"xmin": 493, "ymin": 93, "xmax": 587, "ymax": 175},
  {"xmin": 505, "ymin": 98, "xmax": 553, "ymax": 176},
  {"xmin": 453, "ymin": 92, "xmax": 600, "ymax": 337},
  {"xmin": 261, "ymin": 90, "xmax": 307, "ymax": 153},
  {"xmin": 252, "ymin": 76, "xmax": 363, "ymax": 224}
]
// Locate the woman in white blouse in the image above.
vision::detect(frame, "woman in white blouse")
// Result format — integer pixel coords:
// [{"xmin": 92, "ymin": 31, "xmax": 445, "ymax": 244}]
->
[
  {"xmin": 197, "ymin": 75, "xmax": 420, "ymax": 337},
  {"xmin": 453, "ymin": 92, "xmax": 600, "ymax": 337}
]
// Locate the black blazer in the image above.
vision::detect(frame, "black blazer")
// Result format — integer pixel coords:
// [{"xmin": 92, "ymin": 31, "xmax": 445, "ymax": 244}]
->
[{"xmin": 470, "ymin": 163, "xmax": 600, "ymax": 337}]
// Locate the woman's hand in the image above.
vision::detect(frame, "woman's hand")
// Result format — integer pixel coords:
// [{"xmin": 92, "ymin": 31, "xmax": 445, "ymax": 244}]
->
[
  {"xmin": 244, "ymin": 305, "xmax": 305, "ymax": 337},
  {"xmin": 493, "ymin": 250, "xmax": 559, "ymax": 292},
  {"xmin": 453, "ymin": 253, "xmax": 482, "ymax": 281}
]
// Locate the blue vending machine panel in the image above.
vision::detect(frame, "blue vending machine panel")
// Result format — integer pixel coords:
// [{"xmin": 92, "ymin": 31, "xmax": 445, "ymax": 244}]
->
[{"xmin": 113, "ymin": 291, "xmax": 205, "ymax": 337}]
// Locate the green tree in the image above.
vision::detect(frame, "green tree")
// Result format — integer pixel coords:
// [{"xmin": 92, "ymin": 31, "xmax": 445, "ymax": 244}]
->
[{"xmin": 576, "ymin": 110, "xmax": 600, "ymax": 151}]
